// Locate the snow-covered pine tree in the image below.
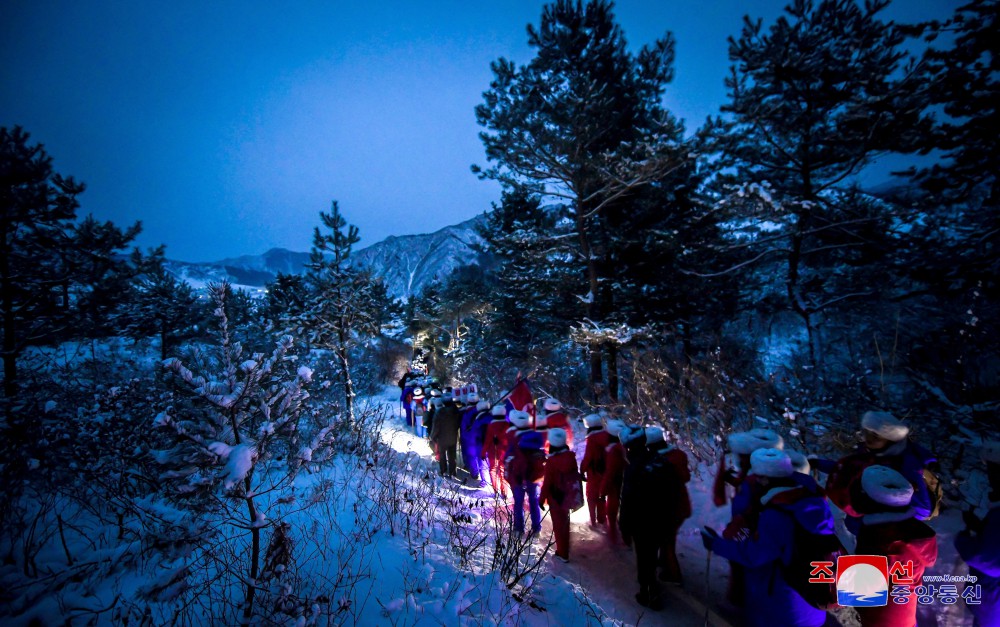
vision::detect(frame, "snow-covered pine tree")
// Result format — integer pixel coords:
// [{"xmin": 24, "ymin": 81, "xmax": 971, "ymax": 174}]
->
[
  {"xmin": 0, "ymin": 126, "xmax": 140, "ymax": 396},
  {"xmin": 124, "ymin": 246, "xmax": 202, "ymax": 360},
  {"xmin": 60, "ymin": 215, "xmax": 142, "ymax": 341},
  {"xmin": 296, "ymin": 202, "xmax": 392, "ymax": 420},
  {"xmin": 474, "ymin": 0, "xmax": 697, "ymax": 400},
  {"xmin": 475, "ymin": 187, "xmax": 579, "ymax": 365},
  {"xmin": 913, "ymin": 0, "xmax": 999, "ymax": 208},
  {"xmin": 706, "ymin": 0, "xmax": 932, "ymax": 369},
  {"xmin": 886, "ymin": 0, "xmax": 1000, "ymax": 412},
  {"xmin": 263, "ymin": 273, "xmax": 308, "ymax": 337},
  {"xmin": 155, "ymin": 282, "xmax": 333, "ymax": 623}
]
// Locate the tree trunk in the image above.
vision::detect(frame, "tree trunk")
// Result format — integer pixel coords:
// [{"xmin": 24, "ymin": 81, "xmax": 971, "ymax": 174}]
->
[
  {"xmin": 589, "ymin": 349, "xmax": 603, "ymax": 403},
  {"xmin": 338, "ymin": 323, "xmax": 354, "ymax": 421},
  {"xmin": 577, "ymin": 207, "xmax": 604, "ymax": 400},
  {"xmin": 606, "ymin": 342, "xmax": 619, "ymax": 402},
  {"xmin": 2, "ymin": 270, "xmax": 17, "ymax": 398},
  {"xmin": 243, "ymin": 475, "xmax": 260, "ymax": 624}
]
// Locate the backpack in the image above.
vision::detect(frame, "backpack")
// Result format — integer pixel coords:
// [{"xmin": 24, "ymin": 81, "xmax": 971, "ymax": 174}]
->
[
  {"xmin": 773, "ymin": 507, "xmax": 845, "ymax": 610},
  {"xmin": 506, "ymin": 446, "xmax": 546, "ymax": 484},
  {"xmin": 562, "ymin": 467, "xmax": 585, "ymax": 512},
  {"xmin": 923, "ymin": 466, "xmax": 943, "ymax": 519}
]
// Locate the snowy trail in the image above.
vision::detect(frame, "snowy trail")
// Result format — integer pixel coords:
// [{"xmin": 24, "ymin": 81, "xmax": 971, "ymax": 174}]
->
[
  {"xmin": 373, "ymin": 387, "xmax": 981, "ymax": 626},
  {"xmin": 375, "ymin": 389, "xmax": 730, "ymax": 626}
]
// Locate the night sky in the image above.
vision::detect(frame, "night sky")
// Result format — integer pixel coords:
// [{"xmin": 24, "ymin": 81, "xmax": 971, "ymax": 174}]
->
[{"xmin": 0, "ymin": 1, "xmax": 958, "ymax": 262}]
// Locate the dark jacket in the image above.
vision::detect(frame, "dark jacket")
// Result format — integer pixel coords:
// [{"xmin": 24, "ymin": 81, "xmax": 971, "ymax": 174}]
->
[
  {"xmin": 626, "ymin": 443, "xmax": 688, "ymax": 535},
  {"xmin": 430, "ymin": 403, "xmax": 462, "ymax": 448},
  {"xmin": 618, "ymin": 437, "xmax": 651, "ymax": 538}
]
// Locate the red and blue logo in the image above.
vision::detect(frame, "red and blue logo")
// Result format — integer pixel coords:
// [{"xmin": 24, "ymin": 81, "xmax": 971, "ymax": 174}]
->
[{"xmin": 837, "ymin": 555, "xmax": 889, "ymax": 607}]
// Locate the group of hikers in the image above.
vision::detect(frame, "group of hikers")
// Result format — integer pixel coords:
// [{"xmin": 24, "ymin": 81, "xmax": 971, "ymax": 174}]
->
[
  {"xmin": 705, "ymin": 413, "xmax": 997, "ymax": 627},
  {"xmin": 397, "ymin": 371, "xmax": 999, "ymax": 626}
]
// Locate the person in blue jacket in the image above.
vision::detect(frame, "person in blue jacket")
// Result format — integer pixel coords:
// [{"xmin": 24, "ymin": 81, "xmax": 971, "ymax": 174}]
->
[
  {"xmin": 955, "ymin": 441, "xmax": 1000, "ymax": 627},
  {"xmin": 461, "ymin": 398, "xmax": 492, "ymax": 487},
  {"xmin": 702, "ymin": 448, "xmax": 832, "ymax": 627}
]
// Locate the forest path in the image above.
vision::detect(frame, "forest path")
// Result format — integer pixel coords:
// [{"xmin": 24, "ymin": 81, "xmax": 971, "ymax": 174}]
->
[{"xmin": 376, "ymin": 389, "xmax": 730, "ymax": 626}]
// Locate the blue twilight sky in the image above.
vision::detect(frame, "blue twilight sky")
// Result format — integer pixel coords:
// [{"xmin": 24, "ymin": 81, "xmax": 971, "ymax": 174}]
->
[{"xmin": 0, "ymin": 1, "xmax": 958, "ymax": 262}]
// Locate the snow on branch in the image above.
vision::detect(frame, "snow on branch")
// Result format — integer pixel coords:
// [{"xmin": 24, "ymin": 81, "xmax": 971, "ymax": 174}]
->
[{"xmin": 570, "ymin": 319, "xmax": 653, "ymax": 347}]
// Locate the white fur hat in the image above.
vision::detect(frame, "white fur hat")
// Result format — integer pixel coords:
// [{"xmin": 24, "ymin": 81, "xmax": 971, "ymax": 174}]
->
[
  {"xmin": 645, "ymin": 426, "xmax": 666, "ymax": 445},
  {"xmin": 786, "ymin": 450, "xmax": 811, "ymax": 474},
  {"xmin": 548, "ymin": 428, "xmax": 568, "ymax": 448},
  {"xmin": 509, "ymin": 410, "xmax": 531, "ymax": 429},
  {"xmin": 606, "ymin": 419, "xmax": 625, "ymax": 437},
  {"xmin": 543, "ymin": 398, "xmax": 562, "ymax": 412},
  {"xmin": 729, "ymin": 428, "xmax": 784, "ymax": 455},
  {"xmin": 431, "ymin": 398, "xmax": 443, "ymax": 408},
  {"xmin": 861, "ymin": 465, "xmax": 914, "ymax": 508},
  {"xmin": 750, "ymin": 448, "xmax": 794, "ymax": 478},
  {"xmin": 982, "ymin": 440, "xmax": 1000, "ymax": 464},
  {"xmin": 620, "ymin": 425, "xmax": 645, "ymax": 445},
  {"xmin": 467, "ymin": 392, "xmax": 480, "ymax": 404},
  {"xmin": 491, "ymin": 404, "xmax": 507, "ymax": 417},
  {"xmin": 861, "ymin": 411, "xmax": 909, "ymax": 442},
  {"xmin": 583, "ymin": 413, "xmax": 603, "ymax": 428},
  {"xmin": 476, "ymin": 400, "xmax": 489, "ymax": 411}
]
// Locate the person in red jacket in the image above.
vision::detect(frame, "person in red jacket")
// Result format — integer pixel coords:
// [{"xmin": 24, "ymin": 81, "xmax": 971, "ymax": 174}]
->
[
  {"xmin": 539, "ymin": 398, "xmax": 573, "ymax": 450},
  {"xmin": 853, "ymin": 465, "xmax": 938, "ymax": 627},
  {"xmin": 579, "ymin": 413, "xmax": 610, "ymax": 527},
  {"xmin": 816, "ymin": 411, "xmax": 936, "ymax": 528},
  {"xmin": 602, "ymin": 419, "xmax": 628, "ymax": 543},
  {"xmin": 481, "ymin": 404, "xmax": 510, "ymax": 494},
  {"xmin": 540, "ymin": 427, "xmax": 580, "ymax": 562}
]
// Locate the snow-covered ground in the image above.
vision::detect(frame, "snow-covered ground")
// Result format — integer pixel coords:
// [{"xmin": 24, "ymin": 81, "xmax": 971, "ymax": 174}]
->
[
  {"xmin": 0, "ymin": 379, "xmax": 981, "ymax": 625},
  {"xmin": 370, "ymin": 385, "xmax": 713, "ymax": 626},
  {"xmin": 368, "ymin": 385, "xmax": 983, "ymax": 626}
]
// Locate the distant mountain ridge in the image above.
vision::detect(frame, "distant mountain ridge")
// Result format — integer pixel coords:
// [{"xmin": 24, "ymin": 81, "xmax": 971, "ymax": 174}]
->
[{"xmin": 166, "ymin": 215, "xmax": 487, "ymax": 300}]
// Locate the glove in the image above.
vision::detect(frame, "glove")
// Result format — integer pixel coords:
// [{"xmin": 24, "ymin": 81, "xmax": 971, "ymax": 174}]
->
[{"xmin": 701, "ymin": 526, "xmax": 719, "ymax": 552}]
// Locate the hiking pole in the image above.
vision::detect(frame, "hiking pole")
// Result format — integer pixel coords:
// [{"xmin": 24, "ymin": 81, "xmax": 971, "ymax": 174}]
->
[{"xmin": 704, "ymin": 549, "xmax": 712, "ymax": 626}]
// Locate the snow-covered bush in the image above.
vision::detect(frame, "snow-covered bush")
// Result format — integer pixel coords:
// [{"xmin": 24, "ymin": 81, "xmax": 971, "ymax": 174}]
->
[
  {"xmin": 150, "ymin": 283, "xmax": 342, "ymax": 623},
  {"xmin": 630, "ymin": 344, "xmax": 770, "ymax": 463}
]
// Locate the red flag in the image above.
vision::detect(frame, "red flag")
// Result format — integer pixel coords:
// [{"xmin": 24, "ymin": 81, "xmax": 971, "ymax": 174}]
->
[{"xmin": 504, "ymin": 378, "xmax": 535, "ymax": 418}]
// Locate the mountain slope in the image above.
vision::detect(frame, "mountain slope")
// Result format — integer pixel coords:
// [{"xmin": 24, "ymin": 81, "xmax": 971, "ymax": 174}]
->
[
  {"xmin": 351, "ymin": 216, "xmax": 485, "ymax": 299},
  {"xmin": 168, "ymin": 215, "xmax": 486, "ymax": 299}
]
